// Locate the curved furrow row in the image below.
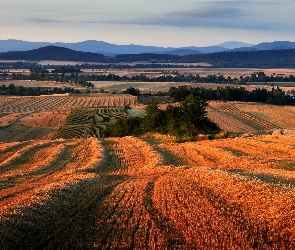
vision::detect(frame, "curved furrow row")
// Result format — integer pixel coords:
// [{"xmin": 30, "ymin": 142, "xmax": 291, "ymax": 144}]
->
[
  {"xmin": 0, "ymin": 140, "xmax": 49, "ymax": 169},
  {"xmin": 153, "ymin": 170, "xmax": 252, "ymax": 249},
  {"xmin": 0, "ymin": 138, "xmax": 102, "ymax": 217},
  {"xmin": 103, "ymin": 136, "xmax": 166, "ymax": 176},
  {"xmin": 0, "ymin": 141, "xmax": 65, "ymax": 188}
]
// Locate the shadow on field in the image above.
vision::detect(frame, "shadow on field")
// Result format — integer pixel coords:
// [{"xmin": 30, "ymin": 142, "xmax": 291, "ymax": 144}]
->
[
  {"xmin": 225, "ymin": 168, "xmax": 295, "ymax": 187},
  {"xmin": 0, "ymin": 175, "xmax": 128, "ymax": 250}
]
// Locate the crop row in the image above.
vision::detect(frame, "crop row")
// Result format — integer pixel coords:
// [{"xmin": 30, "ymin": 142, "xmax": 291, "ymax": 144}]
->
[
  {"xmin": 159, "ymin": 134, "xmax": 295, "ymax": 183},
  {"xmin": 206, "ymin": 106, "xmax": 256, "ymax": 133},
  {"xmin": 2, "ymin": 135, "xmax": 295, "ymax": 248},
  {"xmin": 208, "ymin": 102, "xmax": 281, "ymax": 131},
  {"xmin": 152, "ymin": 166, "xmax": 295, "ymax": 249},
  {"xmin": 0, "ymin": 95, "xmax": 138, "ymax": 112},
  {"xmin": 54, "ymin": 107, "xmax": 126, "ymax": 139}
]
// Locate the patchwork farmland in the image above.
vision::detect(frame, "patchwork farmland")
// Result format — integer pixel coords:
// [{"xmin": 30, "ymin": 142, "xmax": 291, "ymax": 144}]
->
[{"xmin": 1, "ymin": 94, "xmax": 295, "ymax": 249}]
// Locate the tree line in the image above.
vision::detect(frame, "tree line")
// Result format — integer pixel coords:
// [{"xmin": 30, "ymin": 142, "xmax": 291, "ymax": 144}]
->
[
  {"xmin": 0, "ymin": 83, "xmax": 80, "ymax": 96},
  {"xmin": 55, "ymin": 71, "xmax": 295, "ymax": 84},
  {"xmin": 5, "ymin": 68, "xmax": 295, "ymax": 85},
  {"xmin": 10, "ymin": 67, "xmax": 94, "ymax": 88},
  {"xmin": 167, "ymin": 85, "xmax": 295, "ymax": 105}
]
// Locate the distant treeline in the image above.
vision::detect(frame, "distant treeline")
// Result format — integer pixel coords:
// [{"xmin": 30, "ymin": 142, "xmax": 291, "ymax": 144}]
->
[
  {"xmin": 5, "ymin": 67, "xmax": 295, "ymax": 85},
  {"xmin": 0, "ymin": 83, "xmax": 80, "ymax": 96},
  {"xmin": 8, "ymin": 67, "xmax": 94, "ymax": 88},
  {"xmin": 82, "ymin": 71, "xmax": 295, "ymax": 84},
  {"xmin": 167, "ymin": 85, "xmax": 295, "ymax": 105}
]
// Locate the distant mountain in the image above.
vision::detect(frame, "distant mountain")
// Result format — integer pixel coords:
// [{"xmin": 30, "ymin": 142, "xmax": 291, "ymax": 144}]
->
[
  {"xmin": 252, "ymin": 41, "xmax": 295, "ymax": 50},
  {"xmin": 0, "ymin": 46, "xmax": 106, "ymax": 62},
  {"xmin": 0, "ymin": 39, "xmax": 50, "ymax": 53},
  {"xmin": 1, "ymin": 45, "xmax": 295, "ymax": 68},
  {"xmin": 177, "ymin": 49, "xmax": 295, "ymax": 68},
  {"xmin": 182, "ymin": 46, "xmax": 227, "ymax": 54},
  {"xmin": 217, "ymin": 41, "xmax": 254, "ymax": 49},
  {"xmin": 156, "ymin": 49, "xmax": 202, "ymax": 56},
  {"xmin": 1, "ymin": 39, "xmax": 295, "ymax": 56},
  {"xmin": 0, "ymin": 39, "xmax": 222, "ymax": 55},
  {"xmin": 54, "ymin": 40, "xmax": 175, "ymax": 55}
]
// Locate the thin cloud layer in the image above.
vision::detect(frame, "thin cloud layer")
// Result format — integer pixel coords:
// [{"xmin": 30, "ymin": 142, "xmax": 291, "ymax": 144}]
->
[
  {"xmin": 99, "ymin": 1, "xmax": 291, "ymax": 31},
  {"xmin": 26, "ymin": 18, "xmax": 64, "ymax": 23}
]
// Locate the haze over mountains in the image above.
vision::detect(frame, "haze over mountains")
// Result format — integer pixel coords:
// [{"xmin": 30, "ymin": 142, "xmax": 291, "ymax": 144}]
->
[{"xmin": 1, "ymin": 39, "xmax": 295, "ymax": 56}]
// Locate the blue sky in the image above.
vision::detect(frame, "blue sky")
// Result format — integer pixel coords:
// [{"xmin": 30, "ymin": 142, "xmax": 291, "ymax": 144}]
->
[{"xmin": 1, "ymin": 0, "xmax": 294, "ymax": 47}]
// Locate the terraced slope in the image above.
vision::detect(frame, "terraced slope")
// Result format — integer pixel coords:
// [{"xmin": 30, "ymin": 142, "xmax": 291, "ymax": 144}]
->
[{"xmin": 2, "ymin": 134, "xmax": 295, "ymax": 249}]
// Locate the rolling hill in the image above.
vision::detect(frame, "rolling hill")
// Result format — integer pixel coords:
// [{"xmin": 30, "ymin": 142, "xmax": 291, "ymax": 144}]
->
[{"xmin": 0, "ymin": 46, "xmax": 106, "ymax": 62}]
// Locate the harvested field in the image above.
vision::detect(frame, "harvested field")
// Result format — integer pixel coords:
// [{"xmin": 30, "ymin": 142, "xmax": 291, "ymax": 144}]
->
[
  {"xmin": 54, "ymin": 107, "xmax": 127, "ymax": 139},
  {"xmin": 2, "ymin": 94, "xmax": 295, "ymax": 248},
  {"xmin": 2, "ymin": 80, "xmax": 86, "ymax": 90},
  {"xmin": 207, "ymin": 101, "xmax": 295, "ymax": 133},
  {"xmin": 0, "ymin": 95, "xmax": 137, "ymax": 113},
  {"xmin": 2, "ymin": 134, "xmax": 295, "ymax": 249},
  {"xmin": 0, "ymin": 112, "xmax": 28, "ymax": 127},
  {"xmin": 0, "ymin": 95, "xmax": 137, "ymax": 142}
]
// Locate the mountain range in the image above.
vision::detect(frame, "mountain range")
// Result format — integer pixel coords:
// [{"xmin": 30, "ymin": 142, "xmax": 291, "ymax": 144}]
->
[
  {"xmin": 1, "ymin": 39, "xmax": 295, "ymax": 56},
  {"xmin": 1, "ymin": 45, "xmax": 294, "ymax": 68}
]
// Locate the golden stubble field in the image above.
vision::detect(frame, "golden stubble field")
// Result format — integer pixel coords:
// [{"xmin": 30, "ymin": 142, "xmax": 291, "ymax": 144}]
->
[{"xmin": 1, "ymin": 94, "xmax": 295, "ymax": 249}]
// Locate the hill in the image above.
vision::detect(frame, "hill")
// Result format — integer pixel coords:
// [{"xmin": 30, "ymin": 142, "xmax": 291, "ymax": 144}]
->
[
  {"xmin": 177, "ymin": 49, "xmax": 295, "ymax": 68},
  {"xmin": 0, "ymin": 46, "xmax": 106, "ymax": 62}
]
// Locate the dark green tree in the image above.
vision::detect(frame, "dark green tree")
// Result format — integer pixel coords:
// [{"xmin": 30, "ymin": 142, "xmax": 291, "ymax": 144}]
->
[{"xmin": 125, "ymin": 87, "xmax": 140, "ymax": 96}]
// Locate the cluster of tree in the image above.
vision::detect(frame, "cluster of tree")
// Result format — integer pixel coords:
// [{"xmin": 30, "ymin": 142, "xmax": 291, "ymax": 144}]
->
[
  {"xmin": 124, "ymin": 87, "xmax": 141, "ymax": 96},
  {"xmin": 168, "ymin": 85, "xmax": 295, "ymax": 105},
  {"xmin": 0, "ymin": 61, "xmax": 36, "ymax": 69},
  {"xmin": 240, "ymin": 71, "xmax": 295, "ymax": 83},
  {"xmin": 103, "ymin": 95, "xmax": 220, "ymax": 138},
  {"xmin": 51, "ymin": 66, "xmax": 81, "ymax": 74},
  {"xmin": 0, "ymin": 83, "xmax": 80, "ymax": 96}
]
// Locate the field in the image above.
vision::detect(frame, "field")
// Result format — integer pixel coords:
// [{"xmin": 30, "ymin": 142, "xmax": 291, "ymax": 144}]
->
[
  {"xmin": 0, "ymin": 95, "xmax": 137, "ymax": 142},
  {"xmin": 2, "ymin": 134, "xmax": 295, "ymax": 249},
  {"xmin": 1, "ymin": 94, "xmax": 295, "ymax": 249},
  {"xmin": 3, "ymin": 67, "xmax": 295, "ymax": 95}
]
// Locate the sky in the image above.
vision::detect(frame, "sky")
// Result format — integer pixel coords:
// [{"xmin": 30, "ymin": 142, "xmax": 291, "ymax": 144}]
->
[{"xmin": 1, "ymin": 0, "xmax": 295, "ymax": 47}]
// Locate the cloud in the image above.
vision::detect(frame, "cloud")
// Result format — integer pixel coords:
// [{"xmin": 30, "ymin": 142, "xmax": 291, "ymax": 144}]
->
[
  {"xmin": 25, "ymin": 18, "xmax": 64, "ymax": 23},
  {"xmin": 168, "ymin": 7, "xmax": 243, "ymax": 19},
  {"xmin": 91, "ymin": 1, "xmax": 290, "ymax": 32},
  {"xmin": 42, "ymin": 0, "xmax": 292, "ymax": 34}
]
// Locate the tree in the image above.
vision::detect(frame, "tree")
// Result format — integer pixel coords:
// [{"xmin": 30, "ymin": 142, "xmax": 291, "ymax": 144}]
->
[
  {"xmin": 125, "ymin": 87, "xmax": 140, "ymax": 96},
  {"xmin": 179, "ymin": 95, "xmax": 208, "ymax": 134},
  {"xmin": 141, "ymin": 102, "xmax": 166, "ymax": 133}
]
